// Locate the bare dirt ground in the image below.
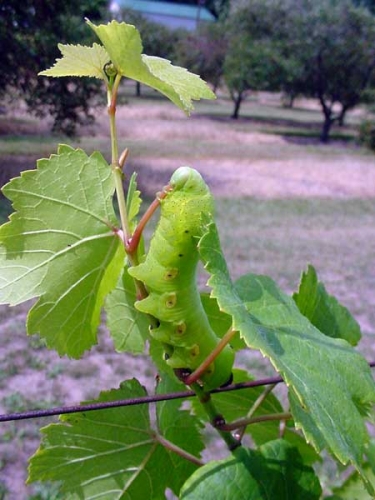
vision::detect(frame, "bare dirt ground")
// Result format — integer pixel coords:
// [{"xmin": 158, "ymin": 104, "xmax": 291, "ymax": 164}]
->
[{"xmin": 0, "ymin": 101, "xmax": 374, "ymax": 498}]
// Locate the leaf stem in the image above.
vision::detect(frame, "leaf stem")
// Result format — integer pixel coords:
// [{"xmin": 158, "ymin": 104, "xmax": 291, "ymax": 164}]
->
[
  {"xmin": 126, "ymin": 185, "xmax": 171, "ymax": 255},
  {"xmin": 155, "ymin": 433, "xmax": 204, "ymax": 467},
  {"xmin": 191, "ymin": 382, "xmax": 241, "ymax": 452},
  {"xmin": 113, "ymin": 166, "xmax": 131, "ymax": 242},
  {"xmin": 217, "ymin": 412, "xmax": 292, "ymax": 432}
]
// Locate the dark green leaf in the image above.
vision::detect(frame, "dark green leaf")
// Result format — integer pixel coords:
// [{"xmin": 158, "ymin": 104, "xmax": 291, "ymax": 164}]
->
[
  {"xmin": 198, "ymin": 221, "xmax": 375, "ymax": 488},
  {"xmin": 28, "ymin": 379, "xmax": 202, "ymax": 499},
  {"xmin": 180, "ymin": 441, "xmax": 322, "ymax": 499}
]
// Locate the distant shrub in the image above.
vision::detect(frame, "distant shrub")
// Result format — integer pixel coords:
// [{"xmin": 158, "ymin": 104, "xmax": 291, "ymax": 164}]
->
[{"xmin": 359, "ymin": 119, "xmax": 375, "ymax": 151}]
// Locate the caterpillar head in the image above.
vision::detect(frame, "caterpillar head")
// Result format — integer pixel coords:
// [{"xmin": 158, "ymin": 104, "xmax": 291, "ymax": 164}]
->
[{"xmin": 170, "ymin": 167, "xmax": 208, "ymax": 196}]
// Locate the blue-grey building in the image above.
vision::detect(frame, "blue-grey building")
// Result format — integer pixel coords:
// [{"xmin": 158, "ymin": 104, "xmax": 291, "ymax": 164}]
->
[{"xmin": 111, "ymin": 0, "xmax": 216, "ymax": 30}]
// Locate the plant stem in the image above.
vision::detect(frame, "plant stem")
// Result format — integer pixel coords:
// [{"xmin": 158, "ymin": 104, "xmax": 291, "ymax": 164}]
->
[
  {"xmin": 155, "ymin": 433, "xmax": 204, "ymax": 467},
  {"xmin": 108, "ymin": 73, "xmax": 122, "ymax": 166},
  {"xmin": 217, "ymin": 412, "xmax": 292, "ymax": 432},
  {"xmin": 126, "ymin": 186, "xmax": 171, "ymax": 255},
  {"xmin": 107, "ymin": 73, "xmax": 131, "ymax": 242},
  {"xmin": 184, "ymin": 328, "xmax": 237, "ymax": 386},
  {"xmin": 113, "ymin": 166, "xmax": 131, "ymax": 242},
  {"xmin": 191, "ymin": 382, "xmax": 241, "ymax": 452}
]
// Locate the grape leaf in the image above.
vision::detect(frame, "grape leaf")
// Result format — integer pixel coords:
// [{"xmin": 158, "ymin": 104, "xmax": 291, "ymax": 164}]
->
[
  {"xmin": 87, "ymin": 20, "xmax": 216, "ymax": 113},
  {"xmin": 180, "ymin": 441, "xmax": 322, "ymax": 499},
  {"xmin": 105, "ymin": 266, "xmax": 149, "ymax": 354},
  {"xmin": 28, "ymin": 379, "xmax": 202, "ymax": 499},
  {"xmin": 39, "ymin": 43, "xmax": 110, "ymax": 79},
  {"xmin": 293, "ymin": 264, "xmax": 361, "ymax": 346},
  {"xmin": 198, "ymin": 221, "xmax": 375, "ymax": 489},
  {"xmin": 0, "ymin": 145, "xmax": 123, "ymax": 357}
]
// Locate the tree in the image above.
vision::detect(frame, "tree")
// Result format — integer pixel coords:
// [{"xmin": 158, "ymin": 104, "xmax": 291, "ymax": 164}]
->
[
  {"xmin": 223, "ymin": 0, "xmax": 291, "ymax": 119},
  {"xmin": 176, "ymin": 23, "xmax": 227, "ymax": 91},
  {"xmin": 0, "ymin": 1, "xmax": 108, "ymax": 135},
  {"xmin": 352, "ymin": 0, "xmax": 375, "ymax": 13},
  {"xmin": 288, "ymin": 0, "xmax": 375, "ymax": 142},
  {"xmin": 225, "ymin": 0, "xmax": 375, "ymax": 142}
]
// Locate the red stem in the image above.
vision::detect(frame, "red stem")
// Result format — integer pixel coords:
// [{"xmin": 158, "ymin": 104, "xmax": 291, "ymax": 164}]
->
[{"xmin": 126, "ymin": 185, "xmax": 171, "ymax": 255}]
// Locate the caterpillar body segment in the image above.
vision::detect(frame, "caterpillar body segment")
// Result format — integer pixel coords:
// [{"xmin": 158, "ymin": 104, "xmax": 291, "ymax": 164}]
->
[{"xmin": 128, "ymin": 167, "xmax": 234, "ymax": 391}]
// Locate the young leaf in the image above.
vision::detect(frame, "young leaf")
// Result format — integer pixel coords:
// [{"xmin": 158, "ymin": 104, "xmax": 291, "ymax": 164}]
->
[
  {"xmin": 39, "ymin": 43, "xmax": 110, "ymax": 79},
  {"xmin": 180, "ymin": 441, "xmax": 322, "ymax": 499},
  {"xmin": 198, "ymin": 221, "xmax": 375, "ymax": 488},
  {"xmin": 28, "ymin": 379, "xmax": 202, "ymax": 499},
  {"xmin": 126, "ymin": 172, "xmax": 142, "ymax": 228},
  {"xmin": 105, "ymin": 266, "xmax": 149, "ymax": 354},
  {"xmin": 293, "ymin": 264, "xmax": 361, "ymax": 346},
  {"xmin": 87, "ymin": 20, "xmax": 216, "ymax": 114},
  {"xmin": 0, "ymin": 145, "xmax": 123, "ymax": 357}
]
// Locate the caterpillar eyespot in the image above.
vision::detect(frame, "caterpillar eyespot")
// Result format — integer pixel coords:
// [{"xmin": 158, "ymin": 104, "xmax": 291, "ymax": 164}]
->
[{"xmin": 128, "ymin": 166, "xmax": 234, "ymax": 391}]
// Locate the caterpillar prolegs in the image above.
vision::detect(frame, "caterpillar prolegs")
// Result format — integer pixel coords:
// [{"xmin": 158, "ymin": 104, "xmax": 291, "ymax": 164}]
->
[{"xmin": 128, "ymin": 167, "xmax": 234, "ymax": 391}]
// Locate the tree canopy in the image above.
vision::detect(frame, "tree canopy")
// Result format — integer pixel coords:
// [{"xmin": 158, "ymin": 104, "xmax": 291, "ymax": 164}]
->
[
  {"xmin": 224, "ymin": 0, "xmax": 375, "ymax": 141},
  {"xmin": 0, "ymin": 0, "xmax": 108, "ymax": 135}
]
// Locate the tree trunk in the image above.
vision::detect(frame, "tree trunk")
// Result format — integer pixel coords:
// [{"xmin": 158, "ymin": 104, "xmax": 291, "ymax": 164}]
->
[
  {"xmin": 136, "ymin": 81, "xmax": 141, "ymax": 97},
  {"xmin": 320, "ymin": 114, "xmax": 334, "ymax": 143},
  {"xmin": 337, "ymin": 106, "xmax": 348, "ymax": 127},
  {"xmin": 231, "ymin": 93, "xmax": 243, "ymax": 119}
]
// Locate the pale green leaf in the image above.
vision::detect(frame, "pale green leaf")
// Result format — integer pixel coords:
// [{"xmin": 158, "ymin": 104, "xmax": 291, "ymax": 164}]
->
[
  {"xmin": 87, "ymin": 20, "xmax": 215, "ymax": 113},
  {"xmin": 0, "ymin": 145, "xmax": 123, "ymax": 357},
  {"xmin": 105, "ymin": 266, "xmax": 149, "ymax": 354},
  {"xmin": 142, "ymin": 54, "xmax": 216, "ymax": 113},
  {"xmin": 28, "ymin": 379, "xmax": 202, "ymax": 499},
  {"xmin": 180, "ymin": 441, "xmax": 322, "ymax": 499},
  {"xmin": 39, "ymin": 43, "xmax": 110, "ymax": 79},
  {"xmin": 198, "ymin": 221, "xmax": 375, "ymax": 486},
  {"xmin": 293, "ymin": 264, "xmax": 361, "ymax": 346}
]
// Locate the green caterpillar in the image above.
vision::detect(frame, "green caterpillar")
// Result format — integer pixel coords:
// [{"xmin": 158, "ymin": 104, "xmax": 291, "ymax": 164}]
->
[{"xmin": 128, "ymin": 167, "xmax": 234, "ymax": 391}]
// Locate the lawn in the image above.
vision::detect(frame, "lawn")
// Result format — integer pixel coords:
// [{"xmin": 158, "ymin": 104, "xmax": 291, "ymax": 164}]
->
[{"xmin": 0, "ymin": 91, "xmax": 374, "ymax": 498}]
